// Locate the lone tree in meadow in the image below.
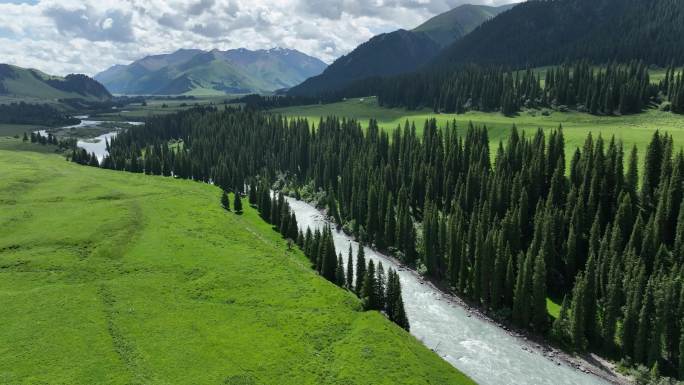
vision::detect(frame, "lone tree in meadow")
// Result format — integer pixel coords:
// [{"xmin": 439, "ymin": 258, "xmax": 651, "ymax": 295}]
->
[
  {"xmin": 234, "ymin": 192, "xmax": 243, "ymax": 214},
  {"xmin": 221, "ymin": 190, "xmax": 230, "ymax": 211}
]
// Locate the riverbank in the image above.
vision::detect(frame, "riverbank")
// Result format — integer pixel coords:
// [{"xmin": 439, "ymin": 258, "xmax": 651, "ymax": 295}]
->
[
  {"xmin": 285, "ymin": 194, "xmax": 631, "ymax": 385},
  {"xmin": 34, "ymin": 117, "xmax": 145, "ymax": 162},
  {"xmin": 421, "ymin": 274, "xmax": 633, "ymax": 385}
]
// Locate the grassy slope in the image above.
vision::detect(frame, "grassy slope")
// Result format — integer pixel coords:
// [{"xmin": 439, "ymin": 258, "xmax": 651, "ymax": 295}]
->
[
  {"xmin": 0, "ymin": 64, "xmax": 94, "ymax": 104},
  {"xmin": 0, "ymin": 124, "xmax": 42, "ymax": 137},
  {"xmin": 0, "ymin": 139, "xmax": 474, "ymax": 385},
  {"xmin": 274, "ymin": 98, "xmax": 684, "ymax": 161}
]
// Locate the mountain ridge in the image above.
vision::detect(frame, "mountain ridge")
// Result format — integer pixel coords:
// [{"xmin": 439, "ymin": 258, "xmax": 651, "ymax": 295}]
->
[
  {"xmin": 413, "ymin": 3, "xmax": 516, "ymax": 47},
  {"xmin": 0, "ymin": 64, "xmax": 111, "ymax": 102},
  {"xmin": 95, "ymin": 48, "xmax": 327, "ymax": 96}
]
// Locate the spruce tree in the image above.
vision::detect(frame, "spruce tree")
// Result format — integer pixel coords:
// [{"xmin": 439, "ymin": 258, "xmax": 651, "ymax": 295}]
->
[
  {"xmin": 355, "ymin": 244, "xmax": 367, "ymax": 295},
  {"xmin": 504, "ymin": 253, "xmax": 515, "ymax": 308},
  {"xmin": 335, "ymin": 254, "xmax": 346, "ymax": 287},
  {"xmin": 346, "ymin": 244, "xmax": 354, "ymax": 290},
  {"xmin": 532, "ymin": 253, "xmax": 548, "ymax": 332},
  {"xmin": 385, "ymin": 269, "xmax": 398, "ymax": 318},
  {"xmin": 376, "ymin": 261, "xmax": 386, "ymax": 311},
  {"xmin": 248, "ymin": 182, "xmax": 257, "ymax": 205},
  {"xmin": 583, "ymin": 254, "xmax": 598, "ymax": 347},
  {"xmin": 393, "ymin": 277, "xmax": 410, "ymax": 331},
  {"xmin": 288, "ymin": 213, "xmax": 299, "ymax": 241},
  {"xmin": 513, "ymin": 253, "xmax": 533, "ymax": 328},
  {"xmin": 679, "ymin": 325, "xmax": 684, "ymax": 380},
  {"xmin": 551, "ymin": 295, "xmax": 570, "ymax": 343},
  {"xmin": 221, "ymin": 190, "xmax": 230, "ymax": 211},
  {"xmin": 384, "ymin": 193, "xmax": 396, "ymax": 249},
  {"xmin": 570, "ymin": 272, "xmax": 587, "ymax": 351},
  {"xmin": 642, "ymin": 131, "xmax": 663, "ymax": 213},
  {"xmin": 297, "ymin": 229, "xmax": 304, "ymax": 248},
  {"xmin": 321, "ymin": 227, "xmax": 338, "ymax": 282},
  {"xmin": 634, "ymin": 282, "xmax": 655, "ymax": 364},
  {"xmin": 234, "ymin": 192, "xmax": 243, "ymax": 214},
  {"xmin": 362, "ymin": 260, "xmax": 379, "ymax": 310}
]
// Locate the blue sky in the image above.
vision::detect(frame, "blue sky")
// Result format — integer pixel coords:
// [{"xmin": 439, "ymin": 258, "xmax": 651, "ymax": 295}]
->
[{"xmin": 0, "ymin": 0, "xmax": 518, "ymax": 76}]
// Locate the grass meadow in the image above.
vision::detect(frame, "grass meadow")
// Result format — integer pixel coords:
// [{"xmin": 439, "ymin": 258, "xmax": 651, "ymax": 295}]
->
[
  {"xmin": 0, "ymin": 138, "xmax": 474, "ymax": 385},
  {"xmin": 274, "ymin": 97, "xmax": 684, "ymax": 165}
]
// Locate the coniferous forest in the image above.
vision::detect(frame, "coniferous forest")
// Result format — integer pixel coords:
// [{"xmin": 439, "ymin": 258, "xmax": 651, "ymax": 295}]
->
[
  {"xmin": 0, "ymin": 102, "xmax": 80, "ymax": 126},
  {"xmin": 333, "ymin": 62, "xmax": 684, "ymax": 116},
  {"xmin": 97, "ymin": 106, "xmax": 684, "ymax": 379},
  {"xmin": 249, "ymin": 188, "xmax": 410, "ymax": 331},
  {"xmin": 431, "ymin": 0, "xmax": 684, "ymax": 69}
]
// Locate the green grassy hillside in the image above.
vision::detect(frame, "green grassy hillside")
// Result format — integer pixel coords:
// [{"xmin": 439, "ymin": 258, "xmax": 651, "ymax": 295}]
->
[
  {"xmin": 0, "ymin": 64, "xmax": 110, "ymax": 104},
  {"xmin": 0, "ymin": 138, "xmax": 474, "ymax": 385},
  {"xmin": 274, "ymin": 97, "xmax": 684, "ymax": 162}
]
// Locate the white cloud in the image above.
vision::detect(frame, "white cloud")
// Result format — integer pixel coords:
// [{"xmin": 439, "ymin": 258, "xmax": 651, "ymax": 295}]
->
[{"xmin": 0, "ymin": 0, "xmax": 519, "ymax": 76}]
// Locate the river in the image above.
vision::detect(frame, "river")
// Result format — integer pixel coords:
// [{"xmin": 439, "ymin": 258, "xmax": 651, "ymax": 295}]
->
[
  {"xmin": 285, "ymin": 197, "xmax": 612, "ymax": 385},
  {"xmin": 37, "ymin": 118, "xmax": 143, "ymax": 162},
  {"xmin": 76, "ymin": 131, "xmax": 119, "ymax": 163}
]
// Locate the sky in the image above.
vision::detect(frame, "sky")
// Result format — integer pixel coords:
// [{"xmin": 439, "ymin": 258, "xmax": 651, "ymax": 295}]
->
[{"xmin": 0, "ymin": 0, "xmax": 517, "ymax": 76}]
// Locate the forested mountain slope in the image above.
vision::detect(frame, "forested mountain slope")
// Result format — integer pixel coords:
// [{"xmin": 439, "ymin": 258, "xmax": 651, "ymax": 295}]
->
[
  {"xmin": 287, "ymin": 4, "xmax": 513, "ymax": 97},
  {"xmin": 434, "ymin": 0, "xmax": 684, "ymax": 69},
  {"xmin": 287, "ymin": 30, "xmax": 440, "ymax": 96}
]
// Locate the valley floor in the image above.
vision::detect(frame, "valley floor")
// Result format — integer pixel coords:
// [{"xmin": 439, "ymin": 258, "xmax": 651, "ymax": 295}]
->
[{"xmin": 0, "ymin": 139, "xmax": 474, "ymax": 385}]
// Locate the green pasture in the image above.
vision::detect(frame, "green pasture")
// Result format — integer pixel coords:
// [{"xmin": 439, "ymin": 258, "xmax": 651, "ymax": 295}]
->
[{"xmin": 0, "ymin": 139, "xmax": 473, "ymax": 385}]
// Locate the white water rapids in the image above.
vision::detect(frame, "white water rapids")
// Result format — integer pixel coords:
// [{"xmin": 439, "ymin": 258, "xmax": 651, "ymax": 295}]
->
[{"xmin": 285, "ymin": 196, "xmax": 612, "ymax": 385}]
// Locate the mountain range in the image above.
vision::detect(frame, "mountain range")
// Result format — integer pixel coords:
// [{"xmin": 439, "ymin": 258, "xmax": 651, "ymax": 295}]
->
[
  {"xmin": 287, "ymin": 4, "xmax": 514, "ymax": 96},
  {"xmin": 95, "ymin": 48, "xmax": 327, "ymax": 96},
  {"xmin": 0, "ymin": 64, "xmax": 111, "ymax": 103}
]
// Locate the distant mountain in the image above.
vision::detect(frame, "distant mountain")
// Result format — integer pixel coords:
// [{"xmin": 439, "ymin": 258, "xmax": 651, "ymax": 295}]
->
[
  {"xmin": 0, "ymin": 64, "xmax": 111, "ymax": 102},
  {"xmin": 95, "ymin": 48, "xmax": 327, "ymax": 95},
  {"xmin": 287, "ymin": 4, "xmax": 513, "ymax": 97},
  {"xmin": 433, "ymin": 0, "xmax": 684, "ymax": 69},
  {"xmin": 288, "ymin": 30, "xmax": 440, "ymax": 96}
]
